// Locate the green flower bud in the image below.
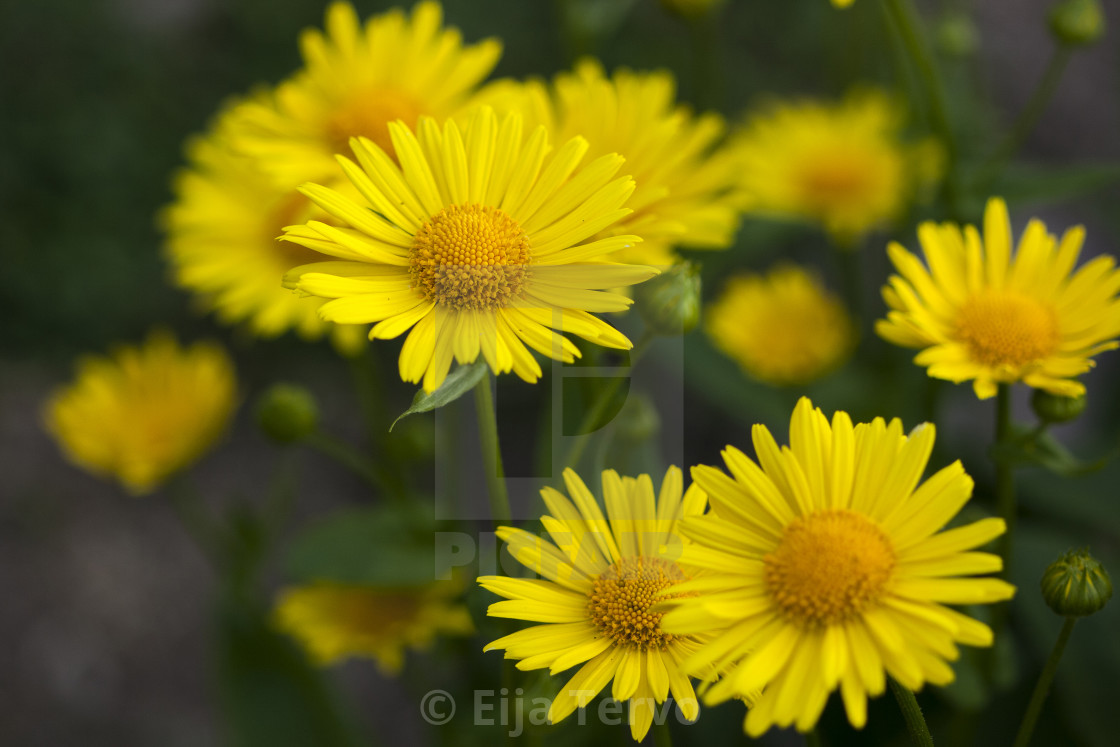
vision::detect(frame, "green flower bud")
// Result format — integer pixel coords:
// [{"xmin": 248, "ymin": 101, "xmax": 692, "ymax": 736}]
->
[
  {"xmin": 936, "ymin": 12, "xmax": 980, "ymax": 58},
  {"xmin": 1040, "ymin": 548, "xmax": 1112, "ymax": 617},
  {"xmin": 255, "ymin": 384, "xmax": 319, "ymax": 444},
  {"xmin": 1030, "ymin": 389, "xmax": 1087, "ymax": 424},
  {"xmin": 635, "ymin": 262, "xmax": 702, "ymax": 336},
  {"xmin": 1049, "ymin": 0, "xmax": 1106, "ymax": 46},
  {"xmin": 613, "ymin": 392, "xmax": 660, "ymax": 443}
]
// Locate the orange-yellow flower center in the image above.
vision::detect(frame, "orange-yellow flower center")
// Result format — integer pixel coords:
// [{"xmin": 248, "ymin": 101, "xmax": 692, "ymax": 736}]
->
[
  {"xmin": 410, "ymin": 204, "xmax": 531, "ymax": 311},
  {"xmin": 955, "ymin": 291, "xmax": 1059, "ymax": 368},
  {"xmin": 325, "ymin": 88, "xmax": 421, "ymax": 159},
  {"xmin": 764, "ymin": 509, "xmax": 895, "ymax": 627},
  {"xmin": 797, "ymin": 155, "xmax": 875, "ymax": 212},
  {"xmin": 587, "ymin": 556, "xmax": 687, "ymax": 650}
]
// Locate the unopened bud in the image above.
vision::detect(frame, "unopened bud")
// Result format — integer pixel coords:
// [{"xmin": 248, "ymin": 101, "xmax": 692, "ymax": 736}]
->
[
  {"xmin": 256, "ymin": 384, "xmax": 319, "ymax": 444},
  {"xmin": 1041, "ymin": 548, "xmax": 1112, "ymax": 617},
  {"xmin": 636, "ymin": 262, "xmax": 702, "ymax": 336},
  {"xmin": 1031, "ymin": 389, "xmax": 1087, "ymax": 424},
  {"xmin": 1049, "ymin": 0, "xmax": 1105, "ymax": 46}
]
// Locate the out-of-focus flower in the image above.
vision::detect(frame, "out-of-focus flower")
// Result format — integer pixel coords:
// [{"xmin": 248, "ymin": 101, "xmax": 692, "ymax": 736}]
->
[
  {"xmin": 480, "ymin": 467, "xmax": 711, "ymax": 741},
  {"xmin": 282, "ymin": 107, "xmax": 657, "ymax": 392},
  {"xmin": 44, "ymin": 332, "xmax": 237, "ymax": 494},
  {"xmin": 661, "ymin": 398, "xmax": 1016, "ymax": 736},
  {"xmin": 227, "ymin": 1, "xmax": 501, "ymax": 187},
  {"xmin": 163, "ymin": 95, "xmax": 363, "ymax": 351},
  {"xmin": 732, "ymin": 89, "xmax": 942, "ymax": 244},
  {"xmin": 707, "ymin": 265, "xmax": 855, "ymax": 386},
  {"xmin": 274, "ymin": 580, "xmax": 474, "ymax": 672},
  {"xmin": 831, "ymin": 0, "xmax": 856, "ymax": 8},
  {"xmin": 479, "ymin": 59, "xmax": 742, "ymax": 266},
  {"xmin": 877, "ymin": 197, "xmax": 1120, "ymax": 399}
]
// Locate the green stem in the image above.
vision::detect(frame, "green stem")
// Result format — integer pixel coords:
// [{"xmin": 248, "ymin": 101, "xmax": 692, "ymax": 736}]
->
[
  {"xmin": 805, "ymin": 727, "xmax": 823, "ymax": 747},
  {"xmin": 882, "ymin": 0, "xmax": 956, "ymax": 158},
  {"xmin": 303, "ymin": 431, "xmax": 388, "ymax": 495},
  {"xmin": 995, "ymin": 384, "xmax": 1016, "ymax": 577},
  {"xmin": 167, "ymin": 478, "xmax": 222, "ymax": 565},
  {"xmin": 561, "ymin": 329, "xmax": 656, "ymax": 473},
  {"xmin": 652, "ymin": 719, "xmax": 673, "ymax": 747},
  {"xmin": 474, "ymin": 372, "xmax": 512, "ymax": 528},
  {"xmin": 976, "ymin": 45, "xmax": 1073, "ymax": 190},
  {"xmin": 1012, "ymin": 617, "xmax": 1077, "ymax": 747},
  {"xmin": 889, "ymin": 677, "xmax": 936, "ymax": 747}
]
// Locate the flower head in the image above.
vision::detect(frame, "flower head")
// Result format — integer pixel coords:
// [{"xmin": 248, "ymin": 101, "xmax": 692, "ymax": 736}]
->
[
  {"xmin": 732, "ymin": 89, "xmax": 941, "ymax": 243},
  {"xmin": 282, "ymin": 106, "xmax": 657, "ymax": 392},
  {"xmin": 274, "ymin": 580, "xmax": 473, "ymax": 672},
  {"xmin": 706, "ymin": 265, "xmax": 855, "ymax": 385},
  {"xmin": 877, "ymin": 197, "xmax": 1120, "ymax": 399},
  {"xmin": 163, "ymin": 95, "xmax": 364, "ymax": 350},
  {"xmin": 479, "ymin": 467, "xmax": 710, "ymax": 741},
  {"xmin": 44, "ymin": 332, "xmax": 237, "ymax": 494},
  {"xmin": 660, "ymin": 398, "xmax": 1015, "ymax": 736},
  {"xmin": 479, "ymin": 59, "xmax": 742, "ymax": 266},
  {"xmin": 227, "ymin": 1, "xmax": 501, "ymax": 186}
]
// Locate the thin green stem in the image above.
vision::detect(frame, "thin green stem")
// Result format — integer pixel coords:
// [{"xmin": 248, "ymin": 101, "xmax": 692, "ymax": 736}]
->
[
  {"xmin": 976, "ymin": 45, "xmax": 1073, "ymax": 190},
  {"xmin": 805, "ymin": 727, "xmax": 823, "ymax": 747},
  {"xmin": 561, "ymin": 329, "xmax": 656, "ymax": 473},
  {"xmin": 1012, "ymin": 617, "xmax": 1077, "ymax": 747},
  {"xmin": 652, "ymin": 719, "xmax": 673, "ymax": 747},
  {"xmin": 167, "ymin": 478, "xmax": 222, "ymax": 564},
  {"xmin": 883, "ymin": 0, "xmax": 956, "ymax": 158},
  {"xmin": 474, "ymin": 372, "xmax": 512, "ymax": 528},
  {"xmin": 303, "ymin": 431, "xmax": 388, "ymax": 495},
  {"xmin": 889, "ymin": 677, "xmax": 936, "ymax": 747},
  {"xmin": 995, "ymin": 384, "xmax": 1016, "ymax": 577}
]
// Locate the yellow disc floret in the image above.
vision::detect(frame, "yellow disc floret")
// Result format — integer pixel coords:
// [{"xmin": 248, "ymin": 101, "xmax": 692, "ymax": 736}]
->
[
  {"xmin": 955, "ymin": 291, "xmax": 1060, "ymax": 368},
  {"xmin": 409, "ymin": 204, "xmax": 531, "ymax": 310},
  {"xmin": 764, "ymin": 509, "xmax": 895, "ymax": 627},
  {"xmin": 587, "ymin": 556, "xmax": 688, "ymax": 650}
]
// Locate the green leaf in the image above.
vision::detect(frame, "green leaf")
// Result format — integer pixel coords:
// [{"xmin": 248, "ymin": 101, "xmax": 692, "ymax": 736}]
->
[
  {"xmin": 960, "ymin": 162, "xmax": 1120, "ymax": 214},
  {"xmin": 286, "ymin": 505, "xmax": 436, "ymax": 588},
  {"xmin": 390, "ymin": 360, "xmax": 488, "ymax": 431},
  {"xmin": 989, "ymin": 425, "xmax": 1115, "ymax": 476}
]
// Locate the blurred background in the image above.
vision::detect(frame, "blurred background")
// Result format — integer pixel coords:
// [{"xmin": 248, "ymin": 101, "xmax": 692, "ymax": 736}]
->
[{"xmin": 2, "ymin": 0, "xmax": 1119, "ymax": 745}]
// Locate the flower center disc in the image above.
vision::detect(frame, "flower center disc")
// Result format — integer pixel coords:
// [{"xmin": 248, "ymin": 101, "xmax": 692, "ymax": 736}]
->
[
  {"xmin": 798, "ymin": 155, "xmax": 876, "ymax": 211},
  {"xmin": 764, "ymin": 509, "xmax": 895, "ymax": 627},
  {"xmin": 410, "ymin": 204, "xmax": 531, "ymax": 311},
  {"xmin": 326, "ymin": 88, "xmax": 421, "ymax": 159},
  {"xmin": 955, "ymin": 291, "xmax": 1059, "ymax": 368},
  {"xmin": 588, "ymin": 556, "xmax": 687, "ymax": 650}
]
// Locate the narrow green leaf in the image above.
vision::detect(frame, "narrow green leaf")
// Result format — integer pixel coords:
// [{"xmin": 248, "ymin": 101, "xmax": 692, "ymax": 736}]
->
[{"xmin": 390, "ymin": 360, "xmax": 489, "ymax": 432}]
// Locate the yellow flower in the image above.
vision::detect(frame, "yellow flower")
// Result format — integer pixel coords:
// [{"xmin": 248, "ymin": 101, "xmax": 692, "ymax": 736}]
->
[
  {"xmin": 876, "ymin": 197, "xmax": 1120, "ymax": 399},
  {"xmin": 282, "ymin": 106, "xmax": 658, "ymax": 392},
  {"xmin": 733, "ymin": 89, "xmax": 941, "ymax": 243},
  {"xmin": 659, "ymin": 398, "xmax": 1016, "ymax": 736},
  {"xmin": 479, "ymin": 59, "xmax": 742, "ymax": 266},
  {"xmin": 832, "ymin": 0, "xmax": 856, "ymax": 7},
  {"xmin": 480, "ymin": 467, "xmax": 710, "ymax": 741},
  {"xmin": 44, "ymin": 332, "xmax": 237, "ymax": 495},
  {"xmin": 228, "ymin": 1, "xmax": 501, "ymax": 187},
  {"xmin": 163, "ymin": 95, "xmax": 364, "ymax": 351},
  {"xmin": 274, "ymin": 580, "xmax": 474, "ymax": 673},
  {"xmin": 707, "ymin": 265, "xmax": 855, "ymax": 385}
]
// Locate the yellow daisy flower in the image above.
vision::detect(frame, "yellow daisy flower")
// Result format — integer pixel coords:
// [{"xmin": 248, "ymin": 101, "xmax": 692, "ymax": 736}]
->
[
  {"xmin": 274, "ymin": 580, "xmax": 474, "ymax": 673},
  {"xmin": 480, "ymin": 467, "xmax": 710, "ymax": 741},
  {"xmin": 831, "ymin": 0, "xmax": 856, "ymax": 7},
  {"xmin": 479, "ymin": 59, "xmax": 742, "ymax": 266},
  {"xmin": 876, "ymin": 196, "xmax": 1120, "ymax": 399},
  {"xmin": 281, "ymin": 106, "xmax": 658, "ymax": 392},
  {"xmin": 44, "ymin": 332, "xmax": 237, "ymax": 495},
  {"xmin": 163, "ymin": 95, "xmax": 363, "ymax": 351},
  {"xmin": 707, "ymin": 265, "xmax": 855, "ymax": 386},
  {"xmin": 659, "ymin": 398, "xmax": 1016, "ymax": 736},
  {"xmin": 733, "ymin": 89, "xmax": 942, "ymax": 243},
  {"xmin": 228, "ymin": 1, "xmax": 501, "ymax": 186}
]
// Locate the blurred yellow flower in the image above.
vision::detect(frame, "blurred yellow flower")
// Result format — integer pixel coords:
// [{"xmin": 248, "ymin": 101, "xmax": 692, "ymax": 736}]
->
[
  {"xmin": 831, "ymin": 0, "xmax": 856, "ymax": 8},
  {"xmin": 661, "ymin": 398, "xmax": 1015, "ymax": 736},
  {"xmin": 733, "ymin": 89, "xmax": 941, "ymax": 243},
  {"xmin": 163, "ymin": 95, "xmax": 363, "ymax": 351},
  {"xmin": 228, "ymin": 1, "xmax": 501, "ymax": 187},
  {"xmin": 707, "ymin": 265, "xmax": 855, "ymax": 386},
  {"xmin": 480, "ymin": 467, "xmax": 711, "ymax": 741},
  {"xmin": 282, "ymin": 106, "xmax": 657, "ymax": 392},
  {"xmin": 479, "ymin": 59, "xmax": 742, "ymax": 266},
  {"xmin": 274, "ymin": 581, "xmax": 474, "ymax": 672},
  {"xmin": 44, "ymin": 332, "xmax": 237, "ymax": 495},
  {"xmin": 877, "ymin": 197, "xmax": 1120, "ymax": 399}
]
